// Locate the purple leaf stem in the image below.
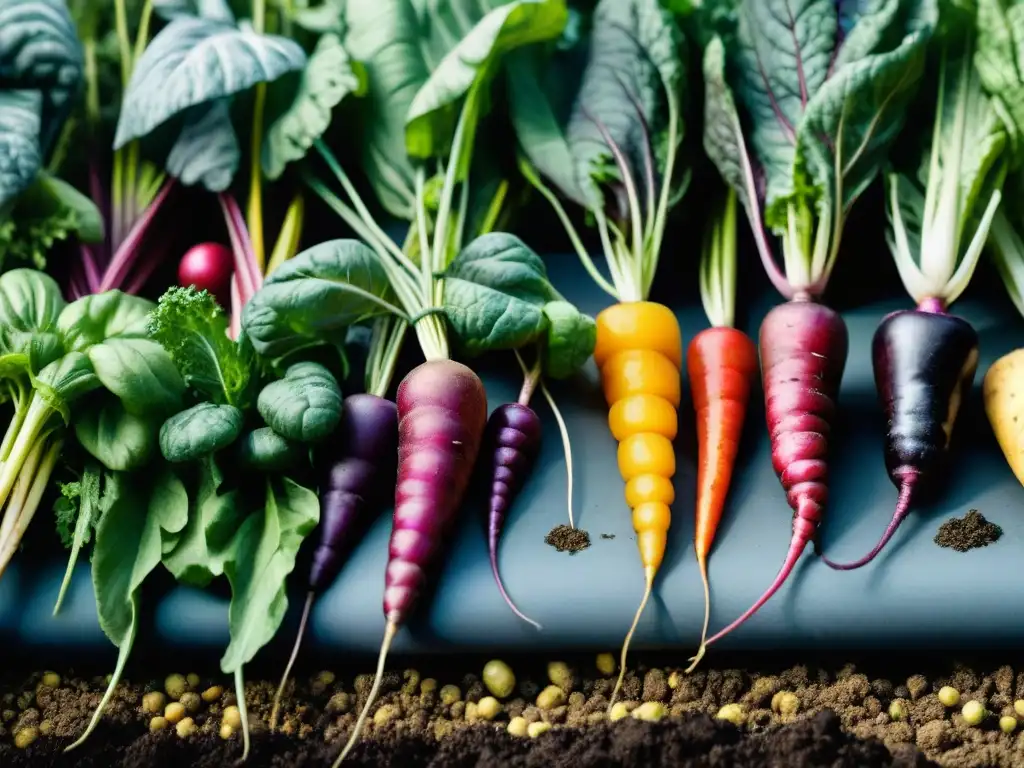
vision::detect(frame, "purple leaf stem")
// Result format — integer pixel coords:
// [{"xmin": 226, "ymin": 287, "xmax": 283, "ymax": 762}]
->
[{"xmin": 98, "ymin": 180, "xmax": 177, "ymax": 292}]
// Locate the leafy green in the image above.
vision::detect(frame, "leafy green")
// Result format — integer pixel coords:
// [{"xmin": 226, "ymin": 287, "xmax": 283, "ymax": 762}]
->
[
  {"xmin": 147, "ymin": 287, "xmax": 254, "ymax": 406},
  {"xmin": 977, "ymin": 0, "xmax": 1024, "ymax": 160},
  {"xmin": 236, "ymin": 427, "xmax": 303, "ymax": 472},
  {"xmin": 541, "ymin": 300, "xmax": 596, "ymax": 379},
  {"xmin": 154, "ymin": 0, "xmax": 235, "ymax": 22},
  {"xmin": 159, "ymin": 402, "xmax": 245, "ymax": 463},
  {"xmin": 75, "ymin": 400, "xmax": 159, "ymax": 472},
  {"xmin": 52, "ymin": 463, "xmax": 102, "ymax": 614},
  {"xmin": 256, "ymin": 362, "xmax": 342, "ymax": 443},
  {"xmin": 113, "ymin": 16, "xmax": 306, "ymax": 150},
  {"xmin": 263, "ymin": 33, "xmax": 365, "ymax": 180},
  {"xmin": 165, "ymin": 100, "xmax": 242, "ymax": 193}
]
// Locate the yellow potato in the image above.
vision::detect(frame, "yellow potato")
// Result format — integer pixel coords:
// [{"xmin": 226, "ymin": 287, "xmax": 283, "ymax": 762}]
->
[{"xmin": 984, "ymin": 350, "xmax": 1024, "ymax": 485}]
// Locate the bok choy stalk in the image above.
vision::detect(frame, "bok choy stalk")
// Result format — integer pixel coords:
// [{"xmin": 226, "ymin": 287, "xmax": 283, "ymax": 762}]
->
[{"xmin": 821, "ymin": 5, "xmax": 1007, "ymax": 570}]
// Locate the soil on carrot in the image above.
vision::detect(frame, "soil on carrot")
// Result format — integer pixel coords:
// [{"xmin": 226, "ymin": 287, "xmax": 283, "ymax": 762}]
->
[
  {"xmin": 934, "ymin": 510, "xmax": 1002, "ymax": 552},
  {"xmin": 545, "ymin": 524, "xmax": 591, "ymax": 554},
  {"xmin": 4, "ymin": 659, "xmax": 1024, "ymax": 767}
]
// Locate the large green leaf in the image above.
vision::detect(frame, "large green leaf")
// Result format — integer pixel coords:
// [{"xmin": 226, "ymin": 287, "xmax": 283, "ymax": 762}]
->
[
  {"xmin": 86, "ymin": 338, "xmax": 186, "ymax": 416},
  {"xmin": 241, "ymin": 239, "xmax": 396, "ymax": 359},
  {"xmin": 0, "ymin": 91, "xmax": 43, "ymax": 210},
  {"xmin": 405, "ymin": 0, "xmax": 568, "ymax": 159},
  {"xmin": 0, "ymin": 268, "xmax": 66, "ymax": 335},
  {"xmin": 114, "ymin": 16, "xmax": 306, "ymax": 148},
  {"xmin": 541, "ymin": 300, "xmax": 595, "ymax": 379},
  {"xmin": 977, "ymin": 0, "xmax": 1024, "ymax": 163},
  {"xmin": 165, "ymin": 100, "xmax": 241, "ymax": 192},
  {"xmin": 343, "ymin": 0, "xmax": 430, "ymax": 219},
  {"xmin": 220, "ymin": 477, "xmax": 319, "ymax": 673},
  {"xmin": 75, "ymin": 399, "xmax": 159, "ymax": 472},
  {"xmin": 34, "ymin": 171, "xmax": 105, "ymax": 244},
  {"xmin": 58, "ymin": 291, "xmax": 154, "ymax": 351},
  {"xmin": 263, "ymin": 33, "xmax": 364, "ymax": 180},
  {"xmin": 154, "ymin": 0, "xmax": 235, "ymax": 22}
]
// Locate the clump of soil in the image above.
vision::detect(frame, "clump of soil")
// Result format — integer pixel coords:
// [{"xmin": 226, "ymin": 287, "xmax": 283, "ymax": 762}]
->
[
  {"xmin": 545, "ymin": 525, "xmax": 590, "ymax": 553},
  {"xmin": 934, "ymin": 510, "xmax": 1002, "ymax": 552}
]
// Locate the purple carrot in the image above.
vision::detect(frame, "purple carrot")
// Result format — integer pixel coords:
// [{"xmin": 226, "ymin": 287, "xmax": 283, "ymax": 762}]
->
[
  {"xmin": 269, "ymin": 394, "xmax": 398, "ymax": 730},
  {"xmin": 822, "ymin": 302, "xmax": 978, "ymax": 570},
  {"xmin": 704, "ymin": 299, "xmax": 848, "ymax": 646},
  {"xmin": 333, "ymin": 359, "xmax": 487, "ymax": 767}
]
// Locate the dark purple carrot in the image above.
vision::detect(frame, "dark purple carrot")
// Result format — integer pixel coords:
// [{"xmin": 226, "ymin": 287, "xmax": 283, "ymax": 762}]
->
[
  {"xmin": 821, "ymin": 303, "xmax": 978, "ymax": 570},
  {"xmin": 269, "ymin": 394, "xmax": 398, "ymax": 730},
  {"xmin": 703, "ymin": 299, "xmax": 848, "ymax": 647},
  {"xmin": 333, "ymin": 359, "xmax": 487, "ymax": 767},
  {"xmin": 482, "ymin": 366, "xmax": 543, "ymax": 629}
]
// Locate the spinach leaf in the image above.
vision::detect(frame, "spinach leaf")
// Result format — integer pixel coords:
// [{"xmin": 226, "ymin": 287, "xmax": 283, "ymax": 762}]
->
[
  {"xmin": 257, "ymin": 362, "xmax": 342, "ymax": 443},
  {"xmin": 163, "ymin": 457, "xmax": 244, "ymax": 586},
  {"xmin": 160, "ymin": 402, "xmax": 245, "ymax": 463},
  {"xmin": 69, "ymin": 468, "xmax": 189, "ymax": 751},
  {"xmin": 58, "ymin": 292, "xmax": 154, "ymax": 352},
  {"xmin": 242, "ymin": 239, "xmax": 397, "ymax": 359},
  {"xmin": 541, "ymin": 300, "xmax": 596, "ymax": 379},
  {"xmin": 0, "ymin": 269, "xmax": 66, "ymax": 334},
  {"xmin": 87, "ymin": 338, "xmax": 186, "ymax": 416},
  {"xmin": 75, "ymin": 399, "xmax": 159, "ymax": 472},
  {"xmin": 293, "ymin": 0, "xmax": 345, "ymax": 34},
  {"xmin": 443, "ymin": 232, "xmax": 555, "ymax": 353},
  {"xmin": 165, "ymin": 100, "xmax": 241, "ymax": 193},
  {"xmin": 153, "ymin": 0, "xmax": 235, "ymax": 22},
  {"xmin": 34, "ymin": 352, "xmax": 101, "ymax": 416},
  {"xmin": 220, "ymin": 477, "xmax": 319, "ymax": 673},
  {"xmin": 114, "ymin": 16, "xmax": 306, "ymax": 149},
  {"xmin": 263, "ymin": 34, "xmax": 365, "ymax": 180},
  {"xmin": 53, "ymin": 463, "xmax": 102, "ymax": 615},
  {"xmin": 237, "ymin": 427, "xmax": 304, "ymax": 472},
  {"xmin": 405, "ymin": 0, "xmax": 568, "ymax": 159}
]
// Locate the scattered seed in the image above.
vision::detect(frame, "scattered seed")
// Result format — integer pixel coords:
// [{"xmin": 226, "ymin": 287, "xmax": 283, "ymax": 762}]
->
[
  {"xmin": 476, "ymin": 696, "xmax": 501, "ymax": 721},
  {"xmin": 164, "ymin": 702, "xmax": 186, "ymax": 724},
  {"xmin": 527, "ymin": 721, "xmax": 552, "ymax": 738},
  {"xmin": 716, "ymin": 703, "xmax": 744, "ymax": 725},
  {"xmin": 632, "ymin": 702, "xmax": 667, "ymax": 722},
  {"xmin": 962, "ymin": 700, "xmax": 987, "ymax": 727},
  {"xmin": 14, "ymin": 727, "xmax": 38, "ymax": 749},
  {"xmin": 536, "ymin": 685, "xmax": 566, "ymax": 710},
  {"xmin": 482, "ymin": 660, "xmax": 515, "ymax": 699},
  {"xmin": 1015, "ymin": 700, "xmax": 1024, "ymax": 718},
  {"xmin": 165, "ymin": 674, "xmax": 187, "ymax": 701},
  {"xmin": 186, "ymin": 673, "xmax": 200, "ymax": 690},
  {"xmin": 219, "ymin": 723, "xmax": 234, "ymax": 740},
  {"xmin": 179, "ymin": 692, "xmax": 201, "ymax": 714},
  {"xmin": 201, "ymin": 686, "xmax": 223, "ymax": 703},
  {"xmin": 609, "ymin": 702, "xmax": 630, "ymax": 721},
  {"xmin": 440, "ymin": 685, "xmax": 461, "ymax": 706},
  {"xmin": 38, "ymin": 720, "xmax": 53, "ymax": 736},
  {"xmin": 596, "ymin": 653, "xmax": 616, "ymax": 676},
  {"xmin": 175, "ymin": 716, "xmax": 196, "ymax": 738},
  {"xmin": 889, "ymin": 700, "xmax": 907, "ymax": 721},
  {"xmin": 373, "ymin": 704, "xmax": 396, "ymax": 727},
  {"xmin": 547, "ymin": 662, "xmax": 572, "ymax": 691},
  {"xmin": 222, "ymin": 705, "xmax": 242, "ymax": 730},
  {"xmin": 40, "ymin": 672, "xmax": 61, "ymax": 689},
  {"xmin": 507, "ymin": 716, "xmax": 528, "ymax": 737},
  {"xmin": 938, "ymin": 686, "xmax": 960, "ymax": 707},
  {"xmin": 1000, "ymin": 716, "xmax": 1018, "ymax": 734},
  {"xmin": 149, "ymin": 716, "xmax": 168, "ymax": 733},
  {"xmin": 420, "ymin": 678, "xmax": 438, "ymax": 695},
  {"xmin": 142, "ymin": 691, "xmax": 166, "ymax": 714}
]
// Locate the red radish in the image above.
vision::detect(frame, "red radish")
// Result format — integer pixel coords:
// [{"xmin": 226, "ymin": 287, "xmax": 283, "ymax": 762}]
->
[
  {"xmin": 334, "ymin": 359, "xmax": 487, "ymax": 766},
  {"xmin": 178, "ymin": 242, "xmax": 233, "ymax": 307},
  {"xmin": 269, "ymin": 394, "xmax": 398, "ymax": 730},
  {"xmin": 702, "ymin": 299, "xmax": 848, "ymax": 647}
]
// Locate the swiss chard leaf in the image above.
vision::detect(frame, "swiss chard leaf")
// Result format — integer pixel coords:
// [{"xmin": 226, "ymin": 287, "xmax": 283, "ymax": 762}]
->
[
  {"xmin": 241, "ymin": 239, "xmax": 397, "ymax": 359},
  {"xmin": 256, "ymin": 362, "xmax": 342, "ymax": 443},
  {"xmin": 977, "ymin": 0, "xmax": 1024, "ymax": 162},
  {"xmin": 220, "ymin": 477, "xmax": 319, "ymax": 674},
  {"xmin": 263, "ymin": 33, "xmax": 365, "ymax": 180},
  {"xmin": 0, "ymin": 91, "xmax": 44, "ymax": 211},
  {"xmin": 159, "ymin": 402, "xmax": 245, "ymax": 463},
  {"xmin": 114, "ymin": 16, "xmax": 306, "ymax": 149},
  {"xmin": 165, "ymin": 100, "xmax": 241, "ymax": 193}
]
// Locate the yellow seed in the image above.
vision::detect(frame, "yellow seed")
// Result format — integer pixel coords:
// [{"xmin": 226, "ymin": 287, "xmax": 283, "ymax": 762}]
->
[
  {"xmin": 1015, "ymin": 700, "xmax": 1024, "ymax": 718},
  {"xmin": 14, "ymin": 727, "xmax": 39, "ymax": 749},
  {"xmin": 1001, "ymin": 716, "xmax": 1018, "ymax": 734},
  {"xmin": 507, "ymin": 716, "xmax": 529, "ymax": 737},
  {"xmin": 482, "ymin": 660, "xmax": 516, "ymax": 699},
  {"xmin": 476, "ymin": 696, "xmax": 501, "ymax": 721},
  {"xmin": 318, "ymin": 670, "xmax": 336, "ymax": 686},
  {"xmin": 596, "ymin": 653, "xmax": 616, "ymax": 676},
  {"xmin": 222, "ymin": 705, "xmax": 242, "ymax": 730},
  {"xmin": 609, "ymin": 702, "xmax": 630, "ymax": 721},
  {"xmin": 373, "ymin": 704, "xmax": 396, "ymax": 727},
  {"xmin": 186, "ymin": 674, "xmax": 200, "ymax": 690},
  {"xmin": 40, "ymin": 672, "xmax": 61, "ymax": 689},
  {"xmin": 202, "ymin": 686, "xmax": 223, "ymax": 703},
  {"xmin": 420, "ymin": 678, "xmax": 438, "ymax": 695},
  {"xmin": 165, "ymin": 674, "xmax": 187, "ymax": 700},
  {"xmin": 716, "ymin": 703, "xmax": 744, "ymax": 726},
  {"xmin": 142, "ymin": 691, "xmax": 166, "ymax": 714},
  {"xmin": 149, "ymin": 716, "xmax": 168, "ymax": 733},
  {"xmin": 962, "ymin": 700, "xmax": 986, "ymax": 727},
  {"xmin": 547, "ymin": 662, "xmax": 572, "ymax": 691},
  {"xmin": 38, "ymin": 720, "xmax": 53, "ymax": 736},
  {"xmin": 667, "ymin": 671, "xmax": 681, "ymax": 689},
  {"xmin": 536, "ymin": 685, "xmax": 566, "ymax": 710},
  {"xmin": 937, "ymin": 686, "xmax": 960, "ymax": 708},
  {"xmin": 440, "ymin": 685, "xmax": 461, "ymax": 706},
  {"xmin": 888, "ymin": 700, "xmax": 907, "ymax": 721},
  {"xmin": 179, "ymin": 692, "xmax": 201, "ymax": 714},
  {"xmin": 465, "ymin": 702, "xmax": 479, "ymax": 722},
  {"xmin": 219, "ymin": 723, "xmax": 234, "ymax": 740},
  {"xmin": 632, "ymin": 702, "xmax": 667, "ymax": 722},
  {"xmin": 527, "ymin": 721, "xmax": 552, "ymax": 738},
  {"xmin": 176, "ymin": 717, "xmax": 196, "ymax": 738},
  {"xmin": 164, "ymin": 702, "xmax": 186, "ymax": 724}
]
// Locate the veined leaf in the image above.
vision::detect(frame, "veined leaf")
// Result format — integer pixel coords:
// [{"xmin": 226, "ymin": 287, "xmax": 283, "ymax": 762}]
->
[
  {"xmin": 977, "ymin": 0, "xmax": 1024, "ymax": 163},
  {"xmin": 166, "ymin": 100, "xmax": 241, "ymax": 192},
  {"xmin": 263, "ymin": 33, "xmax": 364, "ymax": 180},
  {"xmin": 292, "ymin": 0, "xmax": 345, "ymax": 34},
  {"xmin": 0, "ymin": 268, "xmax": 66, "ymax": 335},
  {"xmin": 405, "ymin": 0, "xmax": 568, "ymax": 159},
  {"xmin": 153, "ymin": 0, "xmax": 235, "ymax": 22},
  {"xmin": 0, "ymin": 91, "xmax": 43, "ymax": 210},
  {"xmin": 114, "ymin": 16, "xmax": 306, "ymax": 149}
]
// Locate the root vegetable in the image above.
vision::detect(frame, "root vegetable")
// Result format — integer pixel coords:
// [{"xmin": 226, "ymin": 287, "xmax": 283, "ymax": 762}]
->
[
  {"xmin": 984, "ymin": 350, "xmax": 1024, "ymax": 485},
  {"xmin": 178, "ymin": 243, "xmax": 233, "ymax": 307}
]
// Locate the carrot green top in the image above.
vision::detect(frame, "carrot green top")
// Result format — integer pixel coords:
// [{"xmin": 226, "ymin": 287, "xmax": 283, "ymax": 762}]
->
[{"xmin": 699, "ymin": 189, "xmax": 739, "ymax": 329}]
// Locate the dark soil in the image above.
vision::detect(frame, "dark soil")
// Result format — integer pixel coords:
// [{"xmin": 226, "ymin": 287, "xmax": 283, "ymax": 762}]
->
[
  {"xmin": 934, "ymin": 510, "xmax": 1002, "ymax": 552},
  {"xmin": 4, "ymin": 659, "xmax": 1023, "ymax": 767},
  {"xmin": 545, "ymin": 525, "xmax": 591, "ymax": 553}
]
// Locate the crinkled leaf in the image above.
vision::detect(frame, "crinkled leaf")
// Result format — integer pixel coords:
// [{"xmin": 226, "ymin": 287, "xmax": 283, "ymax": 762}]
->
[
  {"xmin": 242, "ymin": 239, "xmax": 395, "ymax": 359},
  {"xmin": 263, "ymin": 34, "xmax": 364, "ymax": 179},
  {"xmin": 159, "ymin": 402, "xmax": 244, "ymax": 463},
  {"xmin": 75, "ymin": 399, "xmax": 159, "ymax": 472},
  {"xmin": 166, "ymin": 99, "xmax": 240, "ymax": 192},
  {"xmin": 237, "ymin": 427, "xmax": 304, "ymax": 472},
  {"xmin": 153, "ymin": 0, "xmax": 235, "ymax": 22},
  {"xmin": 114, "ymin": 16, "xmax": 306, "ymax": 148},
  {"xmin": 162, "ymin": 457, "xmax": 244, "ymax": 586},
  {"xmin": 405, "ymin": 0, "xmax": 568, "ymax": 159},
  {"xmin": 0, "ymin": 91, "xmax": 43, "ymax": 210},
  {"xmin": 541, "ymin": 300, "xmax": 596, "ymax": 379},
  {"xmin": 58, "ymin": 291, "xmax": 155, "ymax": 351},
  {"xmin": 220, "ymin": 477, "xmax": 319, "ymax": 673},
  {"xmin": 257, "ymin": 361, "xmax": 342, "ymax": 443},
  {"xmin": 87, "ymin": 338, "xmax": 185, "ymax": 416},
  {"xmin": 443, "ymin": 232, "xmax": 555, "ymax": 353},
  {"xmin": 53, "ymin": 463, "xmax": 100, "ymax": 614}
]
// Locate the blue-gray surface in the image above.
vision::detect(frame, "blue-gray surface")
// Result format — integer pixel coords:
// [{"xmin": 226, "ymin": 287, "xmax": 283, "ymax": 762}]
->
[{"xmin": 2, "ymin": 258, "xmax": 1023, "ymax": 659}]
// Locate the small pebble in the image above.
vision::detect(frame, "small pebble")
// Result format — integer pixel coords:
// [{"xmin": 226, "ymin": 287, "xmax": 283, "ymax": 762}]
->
[
  {"xmin": 142, "ymin": 691, "xmax": 166, "ymax": 714},
  {"xmin": 476, "ymin": 696, "xmax": 501, "ymax": 721},
  {"xmin": 164, "ymin": 702, "xmax": 186, "ymax": 724},
  {"xmin": 772, "ymin": 691, "xmax": 800, "ymax": 716},
  {"xmin": 420, "ymin": 678, "xmax": 438, "ymax": 695},
  {"xmin": 527, "ymin": 721, "xmax": 552, "ymax": 738},
  {"xmin": 536, "ymin": 685, "xmax": 566, "ymax": 710},
  {"xmin": 40, "ymin": 672, "xmax": 61, "ymax": 689},
  {"xmin": 507, "ymin": 716, "xmax": 528, "ymax": 737},
  {"xmin": 482, "ymin": 661, "xmax": 515, "ymax": 699},
  {"xmin": 1001, "ymin": 716, "xmax": 1018, "ymax": 734},
  {"xmin": 219, "ymin": 723, "xmax": 234, "ymax": 740},
  {"xmin": 149, "ymin": 716, "xmax": 168, "ymax": 733},
  {"xmin": 201, "ymin": 686, "xmax": 223, "ymax": 703},
  {"xmin": 938, "ymin": 686, "xmax": 960, "ymax": 707},
  {"xmin": 716, "ymin": 703, "xmax": 744, "ymax": 725},
  {"xmin": 317, "ymin": 671, "xmax": 336, "ymax": 686},
  {"xmin": 440, "ymin": 685, "xmax": 461, "ymax": 706},
  {"xmin": 165, "ymin": 674, "xmax": 187, "ymax": 701},
  {"xmin": 962, "ymin": 700, "xmax": 987, "ymax": 727},
  {"xmin": 38, "ymin": 720, "xmax": 53, "ymax": 736},
  {"xmin": 14, "ymin": 726, "xmax": 38, "ymax": 749},
  {"xmin": 596, "ymin": 653, "xmax": 616, "ymax": 676},
  {"xmin": 223, "ymin": 705, "xmax": 242, "ymax": 730},
  {"xmin": 175, "ymin": 717, "xmax": 196, "ymax": 738},
  {"xmin": 632, "ymin": 702, "xmax": 667, "ymax": 722},
  {"xmin": 609, "ymin": 702, "xmax": 630, "ymax": 721}
]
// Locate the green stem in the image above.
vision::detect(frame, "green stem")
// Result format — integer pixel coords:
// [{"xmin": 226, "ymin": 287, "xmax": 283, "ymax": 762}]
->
[
  {"xmin": 0, "ymin": 395, "xmax": 53, "ymax": 520},
  {"xmin": 0, "ymin": 390, "xmax": 28, "ymax": 463},
  {"xmin": 478, "ymin": 180, "xmax": 508, "ymax": 236},
  {"xmin": 645, "ymin": 95, "xmax": 681, "ymax": 296},
  {"xmin": 235, "ymin": 667, "xmax": 251, "ymax": 761},
  {"xmin": 368, "ymin": 318, "xmax": 408, "ymax": 398},
  {"xmin": 516, "ymin": 352, "xmax": 542, "ymax": 407},
  {"xmin": 84, "ymin": 39, "xmax": 100, "ymax": 126}
]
